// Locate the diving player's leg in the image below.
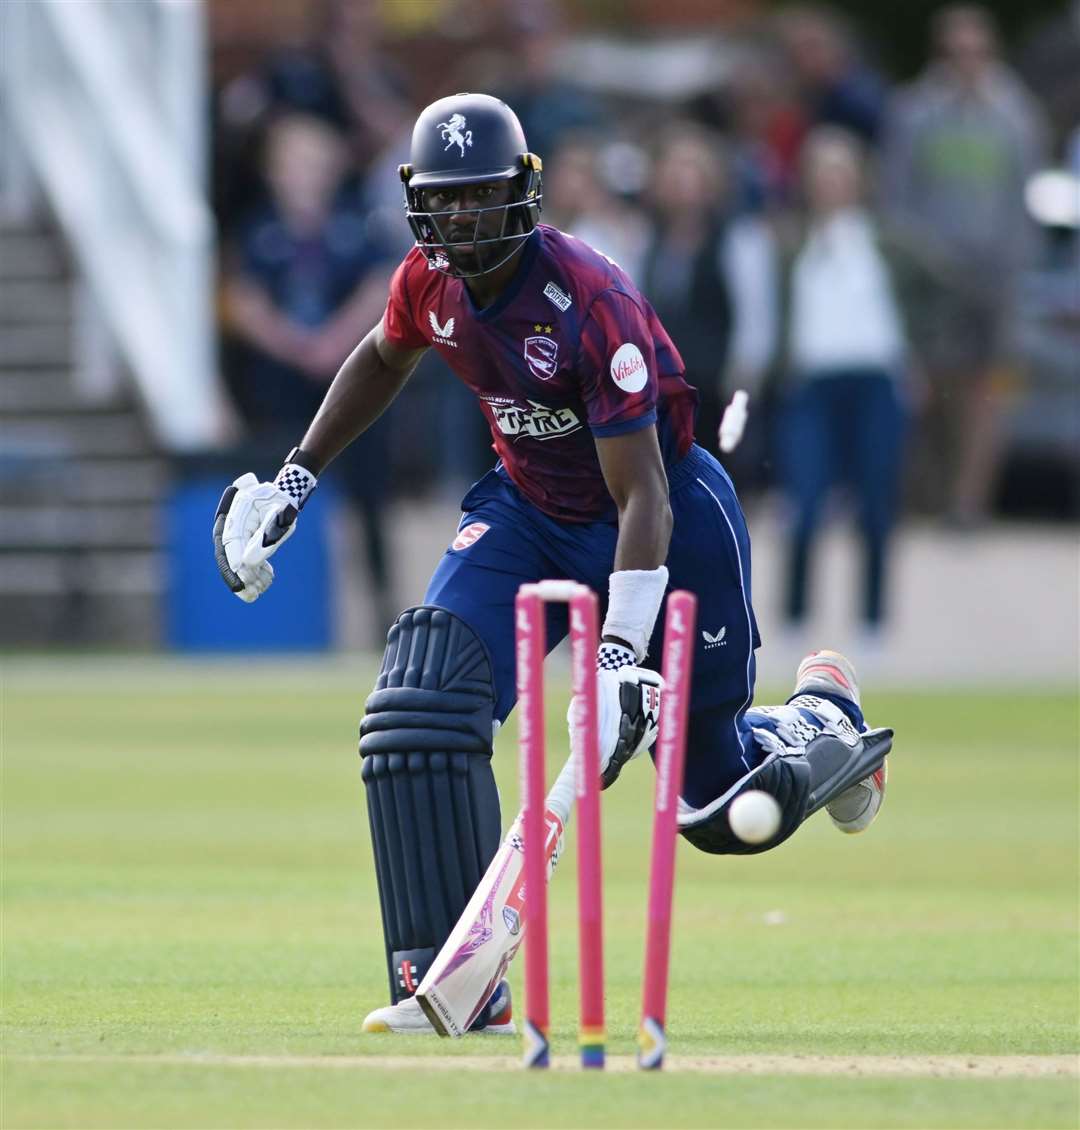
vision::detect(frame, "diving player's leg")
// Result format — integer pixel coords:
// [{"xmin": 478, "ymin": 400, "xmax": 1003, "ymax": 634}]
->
[
  {"xmin": 360, "ymin": 482, "xmax": 551, "ymax": 1034},
  {"xmin": 679, "ymin": 652, "xmax": 891, "ymax": 854},
  {"xmin": 659, "ymin": 445, "xmax": 764, "ymax": 810},
  {"xmin": 663, "ymin": 447, "xmax": 892, "ymax": 854},
  {"xmin": 789, "ymin": 650, "xmax": 888, "ymax": 833}
]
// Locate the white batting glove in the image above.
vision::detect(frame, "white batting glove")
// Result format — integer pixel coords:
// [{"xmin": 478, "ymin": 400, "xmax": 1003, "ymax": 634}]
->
[
  {"xmin": 567, "ymin": 642, "xmax": 664, "ymax": 790},
  {"xmin": 212, "ymin": 461, "xmax": 317, "ymax": 603}
]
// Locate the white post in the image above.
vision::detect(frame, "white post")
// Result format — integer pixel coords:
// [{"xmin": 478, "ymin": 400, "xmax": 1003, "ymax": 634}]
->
[
  {"xmin": 0, "ymin": 0, "xmax": 39, "ymax": 221},
  {"xmin": 156, "ymin": 0, "xmax": 208, "ymax": 190},
  {"xmin": 157, "ymin": 0, "xmax": 223, "ymax": 449}
]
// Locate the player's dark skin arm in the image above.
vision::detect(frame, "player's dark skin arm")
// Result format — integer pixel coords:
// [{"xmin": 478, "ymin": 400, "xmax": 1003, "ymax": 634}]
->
[
  {"xmin": 595, "ymin": 427, "xmax": 673, "ymax": 647},
  {"xmin": 595, "ymin": 427, "xmax": 673, "ymax": 571},
  {"xmin": 297, "ymin": 322, "xmax": 428, "ymax": 474}
]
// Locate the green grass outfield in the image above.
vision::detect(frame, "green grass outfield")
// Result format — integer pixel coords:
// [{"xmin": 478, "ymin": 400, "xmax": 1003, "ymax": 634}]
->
[{"xmin": 2, "ymin": 657, "xmax": 1077, "ymax": 1129}]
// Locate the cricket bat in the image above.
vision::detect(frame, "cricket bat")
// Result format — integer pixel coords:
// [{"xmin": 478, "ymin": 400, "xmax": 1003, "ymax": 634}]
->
[{"xmin": 415, "ymin": 754, "xmax": 577, "ymax": 1037}]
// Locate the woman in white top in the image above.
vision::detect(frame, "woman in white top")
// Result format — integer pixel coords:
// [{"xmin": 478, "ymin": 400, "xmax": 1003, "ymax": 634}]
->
[{"xmin": 773, "ymin": 127, "xmax": 911, "ymax": 636}]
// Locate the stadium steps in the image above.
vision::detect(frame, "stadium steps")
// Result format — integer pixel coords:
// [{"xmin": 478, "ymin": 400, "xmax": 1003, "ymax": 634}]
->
[
  {"xmin": 0, "ymin": 218, "xmax": 167, "ymax": 646},
  {"xmin": 0, "ymin": 281, "xmax": 71, "ymax": 325}
]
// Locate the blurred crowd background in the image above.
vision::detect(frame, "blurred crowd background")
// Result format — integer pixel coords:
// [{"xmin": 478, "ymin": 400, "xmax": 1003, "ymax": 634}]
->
[{"xmin": 1, "ymin": 0, "xmax": 1077, "ymax": 662}]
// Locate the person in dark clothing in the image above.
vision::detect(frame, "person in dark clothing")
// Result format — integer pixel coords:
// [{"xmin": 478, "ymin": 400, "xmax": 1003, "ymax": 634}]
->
[
  {"xmin": 640, "ymin": 127, "xmax": 733, "ymax": 457},
  {"xmin": 223, "ymin": 113, "xmax": 400, "ymax": 641},
  {"xmin": 776, "ymin": 5, "xmax": 888, "ymax": 146}
]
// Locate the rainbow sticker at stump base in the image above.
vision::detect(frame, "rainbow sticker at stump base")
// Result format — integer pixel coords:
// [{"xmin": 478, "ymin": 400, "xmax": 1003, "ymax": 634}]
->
[{"xmin": 579, "ymin": 1026, "xmax": 605, "ymax": 1069}]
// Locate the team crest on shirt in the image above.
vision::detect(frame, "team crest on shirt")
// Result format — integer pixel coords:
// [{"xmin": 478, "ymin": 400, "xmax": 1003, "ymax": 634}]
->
[{"xmin": 523, "ymin": 326, "xmax": 558, "ymax": 381}]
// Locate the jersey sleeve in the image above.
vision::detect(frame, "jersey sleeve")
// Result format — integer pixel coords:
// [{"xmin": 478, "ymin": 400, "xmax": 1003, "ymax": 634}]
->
[
  {"xmin": 381, "ymin": 254, "xmax": 429, "ymax": 350},
  {"xmin": 575, "ymin": 288, "xmax": 659, "ymax": 437}
]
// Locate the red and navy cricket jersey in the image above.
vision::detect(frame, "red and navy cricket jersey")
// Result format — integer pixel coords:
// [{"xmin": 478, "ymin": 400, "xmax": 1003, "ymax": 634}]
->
[{"xmin": 381, "ymin": 224, "xmax": 698, "ymax": 522}]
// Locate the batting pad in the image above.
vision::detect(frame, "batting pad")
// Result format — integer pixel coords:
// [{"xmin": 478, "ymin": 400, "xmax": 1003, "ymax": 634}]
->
[{"xmin": 359, "ymin": 606, "xmax": 502, "ymax": 1004}]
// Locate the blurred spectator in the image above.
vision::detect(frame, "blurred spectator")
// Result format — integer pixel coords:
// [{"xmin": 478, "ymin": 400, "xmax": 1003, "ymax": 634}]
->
[
  {"xmin": 723, "ymin": 46, "xmax": 806, "ymax": 214},
  {"xmin": 493, "ymin": 4, "xmax": 606, "ymax": 161},
  {"xmin": 1015, "ymin": 0, "xmax": 1080, "ymax": 154},
  {"xmin": 213, "ymin": 0, "xmax": 410, "ymax": 232},
  {"xmin": 720, "ymin": 180, "xmax": 779, "ymax": 490},
  {"xmin": 764, "ymin": 128, "xmax": 934, "ymax": 638},
  {"xmin": 222, "ymin": 113, "xmax": 399, "ymax": 640},
  {"xmin": 775, "ymin": 5, "xmax": 888, "ymax": 145},
  {"xmin": 542, "ymin": 134, "xmax": 650, "ymax": 283},
  {"xmin": 639, "ymin": 126, "xmax": 733, "ymax": 457},
  {"xmin": 637, "ymin": 125, "xmax": 775, "ymax": 466},
  {"xmin": 880, "ymin": 4, "xmax": 1048, "ymax": 527},
  {"xmin": 316, "ymin": 0, "xmax": 413, "ymax": 163}
]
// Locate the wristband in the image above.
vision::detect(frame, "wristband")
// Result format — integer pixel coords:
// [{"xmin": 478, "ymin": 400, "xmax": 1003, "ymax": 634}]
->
[
  {"xmin": 274, "ymin": 450, "xmax": 318, "ymax": 509},
  {"xmin": 597, "ymin": 641, "xmax": 637, "ymax": 671},
  {"xmin": 601, "ymin": 566, "xmax": 669, "ymax": 662}
]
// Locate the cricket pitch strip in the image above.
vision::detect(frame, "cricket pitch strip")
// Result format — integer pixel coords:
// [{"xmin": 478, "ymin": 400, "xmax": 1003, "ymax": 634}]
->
[{"xmin": 9, "ymin": 1053, "xmax": 1077, "ymax": 1077}]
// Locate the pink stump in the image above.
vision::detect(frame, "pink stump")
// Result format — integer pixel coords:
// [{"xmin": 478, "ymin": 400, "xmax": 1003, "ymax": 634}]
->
[
  {"xmin": 516, "ymin": 587, "xmax": 549, "ymax": 1069},
  {"xmin": 638, "ymin": 589, "xmax": 697, "ymax": 1069},
  {"xmin": 569, "ymin": 588, "xmax": 604, "ymax": 1068}
]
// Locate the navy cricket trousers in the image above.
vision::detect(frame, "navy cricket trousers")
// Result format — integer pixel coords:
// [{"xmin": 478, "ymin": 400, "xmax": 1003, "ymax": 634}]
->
[{"xmin": 422, "ymin": 444, "xmax": 764, "ymax": 809}]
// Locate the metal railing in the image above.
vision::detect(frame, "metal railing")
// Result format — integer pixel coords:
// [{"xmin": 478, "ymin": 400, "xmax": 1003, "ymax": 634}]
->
[{"xmin": 0, "ymin": 0, "xmax": 227, "ymax": 451}]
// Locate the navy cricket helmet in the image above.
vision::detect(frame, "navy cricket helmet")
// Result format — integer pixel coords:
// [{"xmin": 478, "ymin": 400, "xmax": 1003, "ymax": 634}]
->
[{"xmin": 399, "ymin": 93, "xmax": 542, "ymax": 277}]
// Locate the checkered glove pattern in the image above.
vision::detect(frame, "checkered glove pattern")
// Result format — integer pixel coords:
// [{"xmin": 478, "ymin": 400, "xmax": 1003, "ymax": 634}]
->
[
  {"xmin": 273, "ymin": 463, "xmax": 317, "ymax": 509},
  {"xmin": 597, "ymin": 642, "xmax": 637, "ymax": 671}
]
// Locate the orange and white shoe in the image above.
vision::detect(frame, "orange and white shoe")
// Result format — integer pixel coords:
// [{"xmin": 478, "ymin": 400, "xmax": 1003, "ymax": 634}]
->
[
  {"xmin": 794, "ymin": 650, "xmax": 887, "ymax": 834},
  {"xmin": 794, "ymin": 649, "xmax": 862, "ymax": 708}
]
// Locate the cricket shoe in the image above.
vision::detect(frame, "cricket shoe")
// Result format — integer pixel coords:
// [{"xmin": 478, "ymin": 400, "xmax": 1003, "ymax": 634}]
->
[
  {"xmin": 793, "ymin": 649, "xmax": 862, "ymax": 708},
  {"xmin": 362, "ymin": 979, "xmax": 515, "ymax": 1036},
  {"xmin": 793, "ymin": 650, "xmax": 887, "ymax": 834}
]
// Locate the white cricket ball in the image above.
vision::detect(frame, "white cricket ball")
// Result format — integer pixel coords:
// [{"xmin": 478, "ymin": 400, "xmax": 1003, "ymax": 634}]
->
[{"xmin": 729, "ymin": 790, "xmax": 782, "ymax": 844}]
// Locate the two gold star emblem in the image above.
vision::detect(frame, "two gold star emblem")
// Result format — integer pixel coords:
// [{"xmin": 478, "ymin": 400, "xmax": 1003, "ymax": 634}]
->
[{"xmin": 533, "ymin": 323, "xmax": 554, "ymax": 334}]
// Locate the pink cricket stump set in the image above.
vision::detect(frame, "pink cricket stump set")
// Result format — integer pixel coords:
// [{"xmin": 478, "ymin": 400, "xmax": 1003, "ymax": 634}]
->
[{"xmin": 515, "ymin": 581, "xmax": 697, "ymax": 1071}]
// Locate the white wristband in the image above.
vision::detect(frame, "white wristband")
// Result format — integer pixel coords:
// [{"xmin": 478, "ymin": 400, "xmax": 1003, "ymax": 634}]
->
[
  {"xmin": 602, "ymin": 566, "xmax": 669, "ymax": 662},
  {"xmin": 273, "ymin": 462, "xmax": 318, "ymax": 509}
]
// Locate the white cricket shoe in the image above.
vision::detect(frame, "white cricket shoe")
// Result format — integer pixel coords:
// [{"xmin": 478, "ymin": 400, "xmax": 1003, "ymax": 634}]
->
[
  {"xmin": 361, "ymin": 994, "xmax": 432, "ymax": 1034},
  {"xmin": 793, "ymin": 649, "xmax": 887, "ymax": 834},
  {"xmin": 362, "ymin": 979, "xmax": 516, "ymax": 1036},
  {"xmin": 826, "ymin": 759, "xmax": 887, "ymax": 834}
]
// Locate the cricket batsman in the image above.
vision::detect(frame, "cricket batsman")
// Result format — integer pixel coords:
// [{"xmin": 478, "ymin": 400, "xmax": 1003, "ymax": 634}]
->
[{"xmin": 213, "ymin": 94, "xmax": 892, "ymax": 1036}]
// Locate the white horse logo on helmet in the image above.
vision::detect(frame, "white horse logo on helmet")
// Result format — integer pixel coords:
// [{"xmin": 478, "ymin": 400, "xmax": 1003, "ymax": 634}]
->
[{"xmin": 438, "ymin": 113, "xmax": 473, "ymax": 157}]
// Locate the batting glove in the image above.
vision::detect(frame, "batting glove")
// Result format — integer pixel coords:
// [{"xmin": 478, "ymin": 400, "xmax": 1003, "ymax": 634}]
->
[
  {"xmin": 568, "ymin": 642, "xmax": 664, "ymax": 790},
  {"xmin": 212, "ymin": 460, "xmax": 317, "ymax": 603}
]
